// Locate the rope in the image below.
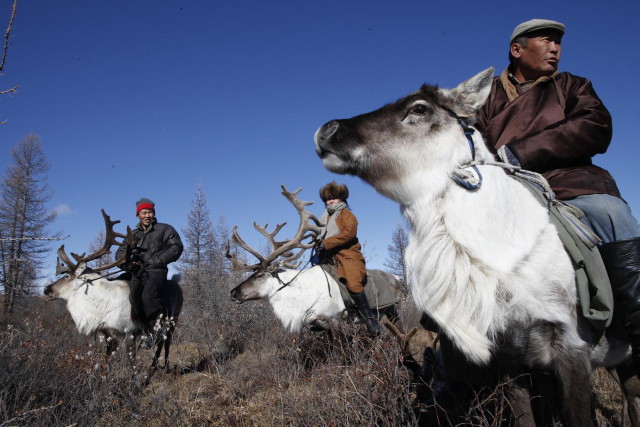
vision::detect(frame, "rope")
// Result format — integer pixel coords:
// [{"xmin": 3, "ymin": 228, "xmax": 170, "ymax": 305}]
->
[
  {"xmin": 275, "ymin": 259, "xmax": 312, "ymax": 292},
  {"xmin": 459, "ymin": 146, "xmax": 601, "ymax": 248}
]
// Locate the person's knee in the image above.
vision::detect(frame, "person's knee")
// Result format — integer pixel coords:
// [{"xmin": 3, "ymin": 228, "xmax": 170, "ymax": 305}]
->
[{"xmin": 568, "ymin": 194, "xmax": 640, "ymax": 242}]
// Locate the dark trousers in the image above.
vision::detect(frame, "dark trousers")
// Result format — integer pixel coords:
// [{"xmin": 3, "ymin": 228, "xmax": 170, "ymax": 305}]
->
[{"xmin": 130, "ymin": 269, "xmax": 167, "ymax": 331}]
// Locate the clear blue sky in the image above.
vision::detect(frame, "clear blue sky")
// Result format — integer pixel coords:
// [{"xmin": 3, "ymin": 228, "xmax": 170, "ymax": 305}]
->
[{"xmin": 1, "ymin": 0, "xmax": 638, "ymax": 284}]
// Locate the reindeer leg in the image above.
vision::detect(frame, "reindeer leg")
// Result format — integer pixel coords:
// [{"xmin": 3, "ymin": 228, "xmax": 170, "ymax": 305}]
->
[
  {"xmin": 161, "ymin": 317, "xmax": 177, "ymax": 371},
  {"xmin": 162, "ymin": 330, "xmax": 172, "ymax": 371},
  {"xmin": 550, "ymin": 336, "xmax": 594, "ymax": 426},
  {"xmin": 104, "ymin": 333, "xmax": 118, "ymax": 366},
  {"xmin": 509, "ymin": 385, "xmax": 535, "ymax": 426},
  {"xmin": 612, "ymin": 363, "xmax": 640, "ymax": 427},
  {"xmin": 124, "ymin": 333, "xmax": 139, "ymax": 381}
]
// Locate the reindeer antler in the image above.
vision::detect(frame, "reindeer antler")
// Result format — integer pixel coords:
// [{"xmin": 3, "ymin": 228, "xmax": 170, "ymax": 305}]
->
[
  {"xmin": 227, "ymin": 185, "xmax": 324, "ymax": 272},
  {"xmin": 56, "ymin": 209, "xmax": 129, "ymax": 274}
]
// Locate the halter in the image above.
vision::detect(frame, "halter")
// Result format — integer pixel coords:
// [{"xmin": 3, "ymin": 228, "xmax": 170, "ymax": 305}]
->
[
  {"xmin": 449, "ymin": 113, "xmax": 483, "ymax": 190},
  {"xmin": 274, "ymin": 259, "xmax": 311, "ymax": 292}
]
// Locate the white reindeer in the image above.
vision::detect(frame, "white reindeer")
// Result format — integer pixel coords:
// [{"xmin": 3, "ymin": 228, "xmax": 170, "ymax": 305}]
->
[
  {"xmin": 44, "ymin": 210, "xmax": 182, "ymax": 380},
  {"xmin": 228, "ymin": 185, "xmax": 400, "ymax": 334},
  {"xmin": 314, "ymin": 68, "xmax": 638, "ymax": 425}
]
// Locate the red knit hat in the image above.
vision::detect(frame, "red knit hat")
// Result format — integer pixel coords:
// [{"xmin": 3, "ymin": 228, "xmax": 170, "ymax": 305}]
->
[{"xmin": 135, "ymin": 197, "xmax": 155, "ymax": 216}]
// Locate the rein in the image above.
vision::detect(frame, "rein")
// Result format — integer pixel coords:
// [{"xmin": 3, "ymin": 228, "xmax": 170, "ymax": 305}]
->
[
  {"xmin": 275, "ymin": 260, "xmax": 311, "ymax": 292},
  {"xmin": 78, "ymin": 269, "xmax": 126, "ymax": 294},
  {"xmin": 274, "ymin": 259, "xmax": 334, "ymax": 297},
  {"xmin": 85, "ymin": 269, "xmax": 123, "ymax": 283},
  {"xmin": 449, "ymin": 113, "xmax": 601, "ymax": 249}
]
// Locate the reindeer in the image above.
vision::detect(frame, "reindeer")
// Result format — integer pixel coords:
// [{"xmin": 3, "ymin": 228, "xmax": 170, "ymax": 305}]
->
[
  {"xmin": 228, "ymin": 185, "xmax": 400, "ymax": 335},
  {"xmin": 44, "ymin": 209, "xmax": 182, "ymax": 381},
  {"xmin": 314, "ymin": 68, "xmax": 640, "ymax": 425}
]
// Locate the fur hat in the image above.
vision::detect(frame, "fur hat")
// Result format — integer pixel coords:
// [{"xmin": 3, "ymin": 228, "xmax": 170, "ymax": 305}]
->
[
  {"xmin": 135, "ymin": 197, "xmax": 155, "ymax": 216},
  {"xmin": 319, "ymin": 181, "xmax": 349, "ymax": 202},
  {"xmin": 510, "ymin": 19, "xmax": 565, "ymax": 43}
]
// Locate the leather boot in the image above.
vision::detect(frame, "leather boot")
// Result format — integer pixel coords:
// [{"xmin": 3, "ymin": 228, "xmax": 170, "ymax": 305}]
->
[
  {"xmin": 599, "ymin": 238, "xmax": 640, "ymax": 373},
  {"xmin": 350, "ymin": 291, "xmax": 381, "ymax": 336}
]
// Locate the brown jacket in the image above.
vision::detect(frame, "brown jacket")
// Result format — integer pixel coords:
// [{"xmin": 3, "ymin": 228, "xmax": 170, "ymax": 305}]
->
[
  {"xmin": 322, "ymin": 208, "xmax": 367, "ymax": 293},
  {"xmin": 475, "ymin": 72, "xmax": 620, "ymax": 200}
]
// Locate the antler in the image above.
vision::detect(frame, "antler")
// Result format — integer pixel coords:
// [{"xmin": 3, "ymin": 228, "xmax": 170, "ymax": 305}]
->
[
  {"xmin": 56, "ymin": 209, "xmax": 129, "ymax": 274},
  {"xmin": 227, "ymin": 185, "xmax": 324, "ymax": 271}
]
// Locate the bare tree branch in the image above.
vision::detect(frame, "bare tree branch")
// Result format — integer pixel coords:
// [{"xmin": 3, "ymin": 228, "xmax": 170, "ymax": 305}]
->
[{"xmin": 0, "ymin": 0, "xmax": 18, "ymax": 72}]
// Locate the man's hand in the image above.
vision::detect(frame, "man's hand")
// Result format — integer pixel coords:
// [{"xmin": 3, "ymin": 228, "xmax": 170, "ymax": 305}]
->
[{"xmin": 123, "ymin": 260, "xmax": 140, "ymax": 272}]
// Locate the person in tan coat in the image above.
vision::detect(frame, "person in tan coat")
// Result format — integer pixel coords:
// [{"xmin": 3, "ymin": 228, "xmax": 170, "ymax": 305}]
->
[{"xmin": 317, "ymin": 181, "xmax": 381, "ymax": 336}]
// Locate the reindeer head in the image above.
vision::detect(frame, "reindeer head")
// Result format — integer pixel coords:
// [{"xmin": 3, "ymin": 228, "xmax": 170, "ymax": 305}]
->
[
  {"xmin": 44, "ymin": 209, "xmax": 129, "ymax": 300},
  {"xmin": 228, "ymin": 185, "xmax": 323, "ymax": 303},
  {"xmin": 44, "ymin": 262, "xmax": 91, "ymax": 300},
  {"xmin": 314, "ymin": 68, "xmax": 495, "ymax": 203}
]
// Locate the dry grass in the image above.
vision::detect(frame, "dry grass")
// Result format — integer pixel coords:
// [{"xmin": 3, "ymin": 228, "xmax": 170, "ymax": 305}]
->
[{"xmin": 0, "ymin": 292, "xmax": 627, "ymax": 426}]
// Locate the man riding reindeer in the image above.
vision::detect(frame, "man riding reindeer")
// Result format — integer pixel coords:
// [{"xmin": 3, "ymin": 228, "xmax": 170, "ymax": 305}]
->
[
  {"xmin": 116, "ymin": 198, "xmax": 183, "ymax": 348},
  {"xmin": 315, "ymin": 181, "xmax": 381, "ymax": 336},
  {"xmin": 475, "ymin": 19, "xmax": 640, "ymax": 376}
]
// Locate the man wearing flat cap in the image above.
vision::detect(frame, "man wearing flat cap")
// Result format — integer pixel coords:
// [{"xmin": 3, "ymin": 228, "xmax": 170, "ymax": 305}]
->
[
  {"xmin": 116, "ymin": 197, "xmax": 183, "ymax": 346},
  {"xmin": 476, "ymin": 19, "xmax": 640, "ymax": 377}
]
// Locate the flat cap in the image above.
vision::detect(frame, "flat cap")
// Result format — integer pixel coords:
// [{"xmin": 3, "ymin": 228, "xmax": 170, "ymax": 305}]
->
[{"xmin": 510, "ymin": 19, "xmax": 565, "ymax": 43}]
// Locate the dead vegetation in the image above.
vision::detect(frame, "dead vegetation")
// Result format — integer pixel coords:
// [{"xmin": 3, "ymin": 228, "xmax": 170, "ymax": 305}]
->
[{"xmin": 0, "ymin": 289, "xmax": 625, "ymax": 426}]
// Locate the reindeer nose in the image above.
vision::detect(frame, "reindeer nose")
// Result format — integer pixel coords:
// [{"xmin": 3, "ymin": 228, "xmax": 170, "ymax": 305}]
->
[
  {"xmin": 44, "ymin": 285, "xmax": 52, "ymax": 296},
  {"xmin": 315, "ymin": 120, "xmax": 340, "ymax": 144},
  {"xmin": 230, "ymin": 288, "xmax": 241, "ymax": 302}
]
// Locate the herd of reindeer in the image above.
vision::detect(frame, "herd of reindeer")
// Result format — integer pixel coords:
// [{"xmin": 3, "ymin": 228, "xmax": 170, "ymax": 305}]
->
[{"xmin": 43, "ymin": 68, "xmax": 640, "ymax": 426}]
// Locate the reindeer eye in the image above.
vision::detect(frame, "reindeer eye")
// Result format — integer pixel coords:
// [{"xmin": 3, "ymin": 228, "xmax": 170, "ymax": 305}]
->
[{"xmin": 410, "ymin": 104, "xmax": 430, "ymax": 115}]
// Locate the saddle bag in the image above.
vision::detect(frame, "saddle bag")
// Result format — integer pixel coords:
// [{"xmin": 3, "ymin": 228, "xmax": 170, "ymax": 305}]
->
[{"xmin": 513, "ymin": 175, "xmax": 614, "ymax": 338}]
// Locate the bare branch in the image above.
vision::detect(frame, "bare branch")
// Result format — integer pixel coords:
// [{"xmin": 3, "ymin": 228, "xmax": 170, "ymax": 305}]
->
[{"xmin": 0, "ymin": 0, "xmax": 18, "ymax": 72}]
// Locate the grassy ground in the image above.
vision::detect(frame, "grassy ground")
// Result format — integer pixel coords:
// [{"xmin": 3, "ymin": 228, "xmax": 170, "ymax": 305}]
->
[{"xmin": 0, "ymin": 294, "xmax": 627, "ymax": 426}]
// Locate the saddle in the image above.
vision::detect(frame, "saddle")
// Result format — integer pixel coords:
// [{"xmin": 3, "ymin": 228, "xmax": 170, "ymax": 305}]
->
[{"xmin": 319, "ymin": 264, "xmax": 397, "ymax": 314}]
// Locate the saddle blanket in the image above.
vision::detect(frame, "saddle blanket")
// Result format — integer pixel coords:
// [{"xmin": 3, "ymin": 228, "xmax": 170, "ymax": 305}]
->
[{"xmin": 320, "ymin": 264, "xmax": 398, "ymax": 311}]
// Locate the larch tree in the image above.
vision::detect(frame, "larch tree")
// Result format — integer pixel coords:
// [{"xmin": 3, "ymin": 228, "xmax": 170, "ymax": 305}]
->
[
  {"xmin": 179, "ymin": 184, "xmax": 233, "ymax": 314},
  {"xmin": 384, "ymin": 222, "xmax": 409, "ymax": 285},
  {"xmin": 0, "ymin": 134, "xmax": 58, "ymax": 312}
]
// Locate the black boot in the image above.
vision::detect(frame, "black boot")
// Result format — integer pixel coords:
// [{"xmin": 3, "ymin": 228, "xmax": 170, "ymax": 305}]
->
[
  {"xmin": 599, "ymin": 238, "xmax": 640, "ymax": 373},
  {"xmin": 350, "ymin": 291, "xmax": 381, "ymax": 336}
]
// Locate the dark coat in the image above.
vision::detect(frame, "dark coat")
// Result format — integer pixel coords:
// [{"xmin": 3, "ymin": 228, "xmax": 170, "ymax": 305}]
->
[
  {"xmin": 475, "ymin": 72, "xmax": 620, "ymax": 201},
  {"xmin": 116, "ymin": 219, "xmax": 183, "ymax": 272}
]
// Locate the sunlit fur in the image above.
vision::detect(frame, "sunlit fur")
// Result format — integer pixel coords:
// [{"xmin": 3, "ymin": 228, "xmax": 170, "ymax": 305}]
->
[
  {"xmin": 46, "ymin": 268, "xmax": 136, "ymax": 336},
  {"xmin": 315, "ymin": 68, "xmax": 632, "ymax": 423},
  {"xmin": 230, "ymin": 266, "xmax": 347, "ymax": 332},
  {"xmin": 44, "ymin": 262, "xmax": 182, "ymax": 377},
  {"xmin": 315, "ymin": 68, "xmax": 588, "ymax": 365}
]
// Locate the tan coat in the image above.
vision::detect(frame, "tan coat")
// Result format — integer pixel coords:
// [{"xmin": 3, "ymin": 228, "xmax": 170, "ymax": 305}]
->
[{"xmin": 322, "ymin": 208, "xmax": 366, "ymax": 293}]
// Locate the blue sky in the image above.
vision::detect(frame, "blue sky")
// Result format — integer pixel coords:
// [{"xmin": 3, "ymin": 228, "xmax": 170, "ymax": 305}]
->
[{"xmin": 1, "ymin": 0, "xmax": 639, "ymax": 284}]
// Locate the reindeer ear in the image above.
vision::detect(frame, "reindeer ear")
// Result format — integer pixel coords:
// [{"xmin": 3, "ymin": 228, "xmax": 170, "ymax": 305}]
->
[
  {"xmin": 440, "ymin": 67, "xmax": 495, "ymax": 118},
  {"xmin": 76, "ymin": 262, "xmax": 87, "ymax": 276}
]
